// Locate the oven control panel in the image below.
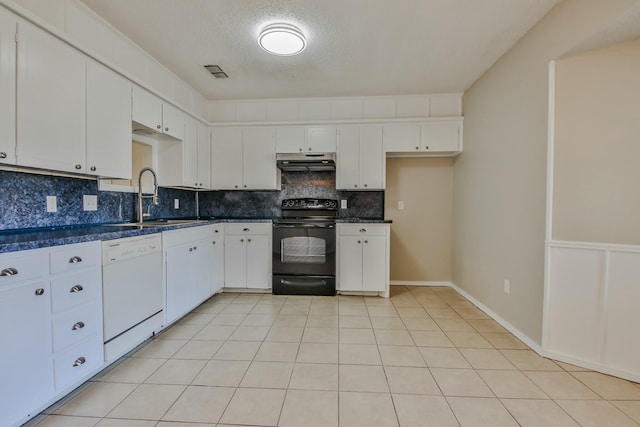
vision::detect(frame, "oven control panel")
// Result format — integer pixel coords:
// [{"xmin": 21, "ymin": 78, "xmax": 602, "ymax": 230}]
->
[{"xmin": 282, "ymin": 198, "xmax": 338, "ymax": 210}]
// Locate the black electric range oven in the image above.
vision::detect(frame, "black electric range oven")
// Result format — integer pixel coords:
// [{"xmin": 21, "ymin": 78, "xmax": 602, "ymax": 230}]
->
[{"xmin": 272, "ymin": 198, "xmax": 337, "ymax": 296}]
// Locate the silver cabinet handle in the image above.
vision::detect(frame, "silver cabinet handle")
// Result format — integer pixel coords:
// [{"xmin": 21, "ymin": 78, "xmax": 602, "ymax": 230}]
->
[
  {"xmin": 68, "ymin": 256, "xmax": 82, "ymax": 264},
  {"xmin": 35, "ymin": 288, "xmax": 45, "ymax": 296},
  {"xmin": 72, "ymin": 357, "xmax": 86, "ymax": 367},
  {"xmin": 359, "ymin": 229, "xmax": 367, "ymax": 233},
  {"xmin": 156, "ymin": 125, "xmax": 161, "ymax": 129},
  {"xmin": 0, "ymin": 152, "xmax": 7, "ymax": 159},
  {"xmin": 0, "ymin": 267, "xmax": 18, "ymax": 276},
  {"xmin": 90, "ymin": 166, "xmax": 96, "ymax": 171},
  {"xmin": 70, "ymin": 285, "xmax": 84, "ymax": 293},
  {"xmin": 165, "ymin": 127, "xmax": 169, "ymax": 132},
  {"xmin": 75, "ymin": 164, "xmax": 82, "ymax": 170},
  {"xmin": 71, "ymin": 321, "xmax": 85, "ymax": 330}
]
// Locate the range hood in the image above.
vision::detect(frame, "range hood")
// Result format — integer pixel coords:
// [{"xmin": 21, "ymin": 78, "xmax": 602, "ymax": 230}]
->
[{"xmin": 276, "ymin": 153, "xmax": 336, "ymax": 172}]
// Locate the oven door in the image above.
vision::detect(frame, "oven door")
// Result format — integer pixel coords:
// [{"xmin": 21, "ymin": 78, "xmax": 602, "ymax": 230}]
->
[{"xmin": 272, "ymin": 222, "xmax": 336, "ymax": 276}]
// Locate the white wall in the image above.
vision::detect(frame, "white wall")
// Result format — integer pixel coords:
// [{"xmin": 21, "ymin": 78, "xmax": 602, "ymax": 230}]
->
[{"xmin": 452, "ymin": 0, "xmax": 637, "ymax": 344}]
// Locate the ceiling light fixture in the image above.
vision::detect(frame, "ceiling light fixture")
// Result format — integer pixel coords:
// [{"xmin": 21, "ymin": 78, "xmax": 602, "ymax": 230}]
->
[{"xmin": 258, "ymin": 23, "xmax": 306, "ymax": 56}]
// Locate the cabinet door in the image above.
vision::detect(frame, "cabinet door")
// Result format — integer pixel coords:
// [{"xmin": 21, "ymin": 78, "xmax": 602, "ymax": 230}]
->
[
  {"xmin": 362, "ymin": 236, "xmax": 386, "ymax": 291},
  {"xmin": 17, "ymin": 22, "xmax": 86, "ymax": 173},
  {"xmin": 197, "ymin": 122, "xmax": 211, "ymax": 188},
  {"xmin": 276, "ymin": 126, "xmax": 305, "ymax": 153},
  {"xmin": 421, "ymin": 121, "xmax": 460, "ymax": 152},
  {"xmin": 192, "ymin": 238, "xmax": 213, "ymax": 304},
  {"xmin": 0, "ymin": 8, "xmax": 16, "ymax": 165},
  {"xmin": 0, "ymin": 280, "xmax": 54, "ymax": 426},
  {"xmin": 224, "ymin": 236, "xmax": 247, "ymax": 287},
  {"xmin": 307, "ymin": 126, "xmax": 337, "ymax": 153},
  {"xmin": 338, "ymin": 236, "xmax": 363, "ymax": 291},
  {"xmin": 165, "ymin": 242, "xmax": 195, "ymax": 324},
  {"xmin": 162, "ymin": 103, "xmax": 185, "ymax": 140},
  {"xmin": 211, "ymin": 127, "xmax": 243, "ymax": 189},
  {"xmin": 383, "ymin": 124, "xmax": 420, "ymax": 152},
  {"xmin": 359, "ymin": 125, "xmax": 385, "ymax": 189},
  {"xmin": 243, "ymin": 127, "xmax": 277, "ymax": 190},
  {"xmin": 211, "ymin": 228, "xmax": 224, "ymax": 294},
  {"xmin": 336, "ymin": 126, "xmax": 360, "ymax": 190},
  {"xmin": 132, "ymin": 86, "xmax": 162, "ymax": 132},
  {"xmin": 183, "ymin": 116, "xmax": 199, "ymax": 187},
  {"xmin": 246, "ymin": 234, "xmax": 270, "ymax": 289},
  {"xmin": 86, "ymin": 61, "xmax": 132, "ymax": 179}
]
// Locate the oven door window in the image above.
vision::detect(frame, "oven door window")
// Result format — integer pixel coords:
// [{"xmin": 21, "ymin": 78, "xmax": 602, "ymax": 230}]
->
[{"xmin": 281, "ymin": 236, "xmax": 326, "ymax": 264}]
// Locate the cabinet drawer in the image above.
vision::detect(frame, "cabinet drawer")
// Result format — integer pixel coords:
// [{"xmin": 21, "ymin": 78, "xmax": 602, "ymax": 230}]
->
[
  {"xmin": 225, "ymin": 223, "xmax": 271, "ymax": 235},
  {"xmin": 51, "ymin": 267, "xmax": 101, "ymax": 314},
  {"xmin": 50, "ymin": 242, "xmax": 101, "ymax": 275},
  {"xmin": 53, "ymin": 335, "xmax": 103, "ymax": 392},
  {"xmin": 52, "ymin": 301, "xmax": 102, "ymax": 353},
  {"xmin": 338, "ymin": 224, "xmax": 388, "ymax": 236},
  {"xmin": 163, "ymin": 225, "xmax": 214, "ymax": 247},
  {"xmin": 0, "ymin": 249, "xmax": 48, "ymax": 287}
]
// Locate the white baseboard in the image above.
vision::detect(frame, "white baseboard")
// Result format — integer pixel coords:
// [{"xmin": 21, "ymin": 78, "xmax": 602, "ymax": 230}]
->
[
  {"xmin": 390, "ymin": 280, "xmax": 454, "ymax": 287},
  {"xmin": 542, "ymin": 349, "xmax": 640, "ymax": 383}
]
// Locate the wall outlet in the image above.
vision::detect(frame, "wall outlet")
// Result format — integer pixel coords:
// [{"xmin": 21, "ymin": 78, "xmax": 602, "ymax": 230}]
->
[
  {"xmin": 174, "ymin": 198, "xmax": 180, "ymax": 209},
  {"xmin": 83, "ymin": 195, "xmax": 98, "ymax": 211},
  {"xmin": 398, "ymin": 200, "xmax": 404, "ymax": 210},
  {"xmin": 504, "ymin": 279, "xmax": 510, "ymax": 294},
  {"xmin": 341, "ymin": 199, "xmax": 348, "ymax": 209},
  {"xmin": 46, "ymin": 195, "xmax": 57, "ymax": 213}
]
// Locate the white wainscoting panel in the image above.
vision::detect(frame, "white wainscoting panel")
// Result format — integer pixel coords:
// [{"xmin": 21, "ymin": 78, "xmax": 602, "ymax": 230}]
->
[{"xmin": 544, "ymin": 241, "xmax": 640, "ymax": 382}]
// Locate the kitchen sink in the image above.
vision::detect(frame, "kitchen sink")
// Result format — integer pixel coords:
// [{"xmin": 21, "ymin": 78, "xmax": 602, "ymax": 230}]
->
[{"xmin": 104, "ymin": 219, "xmax": 208, "ymax": 228}]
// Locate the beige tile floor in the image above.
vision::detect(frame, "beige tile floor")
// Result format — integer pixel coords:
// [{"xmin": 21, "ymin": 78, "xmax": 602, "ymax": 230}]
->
[{"xmin": 30, "ymin": 286, "xmax": 640, "ymax": 427}]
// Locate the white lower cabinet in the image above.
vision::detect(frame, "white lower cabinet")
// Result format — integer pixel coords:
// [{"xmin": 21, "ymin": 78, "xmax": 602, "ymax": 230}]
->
[
  {"xmin": 0, "ymin": 250, "xmax": 53, "ymax": 427},
  {"xmin": 337, "ymin": 224, "xmax": 390, "ymax": 295},
  {"xmin": 49, "ymin": 242, "xmax": 103, "ymax": 392},
  {"xmin": 0, "ymin": 241, "xmax": 103, "ymax": 427},
  {"xmin": 211, "ymin": 224, "xmax": 225, "ymax": 294},
  {"xmin": 164, "ymin": 226, "xmax": 215, "ymax": 324},
  {"xmin": 224, "ymin": 223, "xmax": 272, "ymax": 289}
]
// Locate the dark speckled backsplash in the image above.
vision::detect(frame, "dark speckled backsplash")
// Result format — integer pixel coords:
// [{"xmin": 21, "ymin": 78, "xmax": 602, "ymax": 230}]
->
[
  {"xmin": 0, "ymin": 170, "xmax": 382, "ymax": 231},
  {"xmin": 0, "ymin": 170, "xmax": 196, "ymax": 231},
  {"xmin": 198, "ymin": 171, "xmax": 384, "ymax": 220}
]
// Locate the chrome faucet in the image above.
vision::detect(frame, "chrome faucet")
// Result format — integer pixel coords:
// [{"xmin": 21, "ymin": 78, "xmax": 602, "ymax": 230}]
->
[{"xmin": 137, "ymin": 167, "xmax": 159, "ymax": 223}]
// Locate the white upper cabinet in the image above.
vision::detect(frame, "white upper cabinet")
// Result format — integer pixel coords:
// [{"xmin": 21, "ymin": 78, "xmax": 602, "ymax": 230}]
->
[
  {"xmin": 337, "ymin": 125, "xmax": 384, "ymax": 190},
  {"xmin": 242, "ymin": 127, "xmax": 276, "ymax": 190},
  {"xmin": 211, "ymin": 126, "xmax": 277, "ymax": 190},
  {"xmin": 86, "ymin": 61, "xmax": 132, "ymax": 179},
  {"xmin": 184, "ymin": 118, "xmax": 211, "ymax": 188},
  {"xmin": 384, "ymin": 120, "xmax": 462, "ymax": 156},
  {"xmin": 196, "ymin": 122, "xmax": 211, "ymax": 188},
  {"xmin": 421, "ymin": 121, "xmax": 461, "ymax": 153},
  {"xmin": 276, "ymin": 126, "xmax": 305, "ymax": 153},
  {"xmin": 276, "ymin": 125, "xmax": 337, "ymax": 153},
  {"xmin": 383, "ymin": 123, "xmax": 421, "ymax": 152},
  {"xmin": 132, "ymin": 86, "xmax": 184, "ymax": 140},
  {"xmin": 306, "ymin": 126, "xmax": 337, "ymax": 153},
  {"xmin": 211, "ymin": 127, "xmax": 243, "ymax": 189},
  {"xmin": 17, "ymin": 21, "xmax": 86, "ymax": 173},
  {"xmin": 0, "ymin": 8, "xmax": 16, "ymax": 165}
]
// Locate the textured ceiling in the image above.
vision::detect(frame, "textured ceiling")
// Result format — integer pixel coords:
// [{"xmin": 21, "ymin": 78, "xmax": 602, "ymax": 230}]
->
[{"xmin": 79, "ymin": 0, "xmax": 559, "ymax": 101}]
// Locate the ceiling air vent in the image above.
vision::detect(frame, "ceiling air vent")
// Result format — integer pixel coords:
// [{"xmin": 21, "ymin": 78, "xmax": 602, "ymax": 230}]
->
[{"xmin": 204, "ymin": 64, "xmax": 228, "ymax": 79}]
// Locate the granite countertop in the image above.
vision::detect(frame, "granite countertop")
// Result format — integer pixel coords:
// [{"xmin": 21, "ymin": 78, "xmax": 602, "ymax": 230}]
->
[
  {"xmin": 336, "ymin": 219, "xmax": 393, "ymax": 224},
  {"xmin": 0, "ymin": 217, "xmax": 391, "ymax": 253},
  {"xmin": 0, "ymin": 218, "xmax": 274, "ymax": 254}
]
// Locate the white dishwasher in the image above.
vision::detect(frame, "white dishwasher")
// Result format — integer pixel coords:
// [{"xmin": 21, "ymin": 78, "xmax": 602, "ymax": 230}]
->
[{"xmin": 102, "ymin": 234, "xmax": 163, "ymax": 362}]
